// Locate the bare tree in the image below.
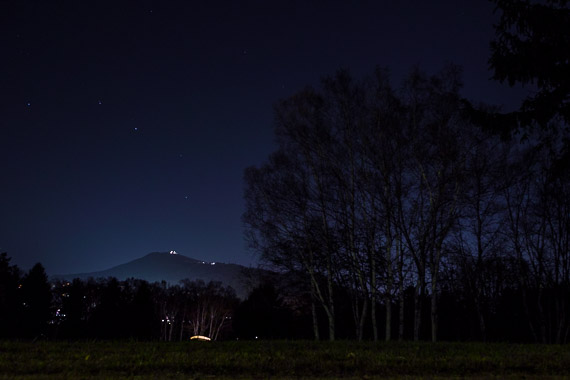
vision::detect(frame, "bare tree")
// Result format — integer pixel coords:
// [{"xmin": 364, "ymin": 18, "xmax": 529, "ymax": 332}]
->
[
  {"xmin": 396, "ymin": 66, "xmax": 465, "ymax": 342},
  {"xmin": 513, "ymin": 131, "xmax": 570, "ymax": 343},
  {"xmin": 244, "ymin": 143, "xmax": 338, "ymax": 340},
  {"xmin": 245, "ymin": 65, "xmax": 474, "ymax": 342},
  {"xmin": 452, "ymin": 126, "xmax": 506, "ymax": 341}
]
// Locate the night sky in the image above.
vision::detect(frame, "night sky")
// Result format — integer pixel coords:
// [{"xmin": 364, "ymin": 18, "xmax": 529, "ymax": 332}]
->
[{"xmin": 1, "ymin": 0, "xmax": 528, "ymax": 275}]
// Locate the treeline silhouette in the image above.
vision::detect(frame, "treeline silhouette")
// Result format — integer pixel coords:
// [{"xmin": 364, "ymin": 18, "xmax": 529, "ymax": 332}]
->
[
  {"xmin": 0, "ymin": 253, "xmax": 312, "ymax": 341},
  {"xmin": 0, "ymin": 253, "xmax": 557, "ymax": 342},
  {"xmin": 0, "ymin": 252, "xmax": 567, "ymax": 342},
  {"xmin": 1, "ymin": 253, "xmax": 243, "ymax": 341}
]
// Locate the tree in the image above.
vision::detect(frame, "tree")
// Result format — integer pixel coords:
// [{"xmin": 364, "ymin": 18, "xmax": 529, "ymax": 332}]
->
[
  {"xmin": 182, "ymin": 280, "xmax": 237, "ymax": 341},
  {"xmin": 465, "ymin": 0, "xmax": 570, "ymax": 138},
  {"xmin": 233, "ymin": 282, "xmax": 295, "ymax": 339},
  {"xmin": 0, "ymin": 253, "xmax": 22, "ymax": 338},
  {"xmin": 515, "ymin": 132, "xmax": 570, "ymax": 343},
  {"xmin": 451, "ymin": 127, "xmax": 506, "ymax": 341},
  {"xmin": 128, "ymin": 279, "xmax": 158, "ymax": 340},
  {"xmin": 491, "ymin": 0, "xmax": 570, "ymax": 130},
  {"xmin": 155, "ymin": 282, "xmax": 182, "ymax": 341},
  {"xmin": 395, "ymin": 66, "xmax": 467, "ymax": 342},
  {"xmin": 89, "ymin": 277, "xmax": 127, "ymax": 339},
  {"xmin": 244, "ymin": 109, "xmax": 339, "ymax": 340},
  {"xmin": 480, "ymin": 1, "xmax": 570, "ymax": 342},
  {"xmin": 21, "ymin": 263, "xmax": 52, "ymax": 338}
]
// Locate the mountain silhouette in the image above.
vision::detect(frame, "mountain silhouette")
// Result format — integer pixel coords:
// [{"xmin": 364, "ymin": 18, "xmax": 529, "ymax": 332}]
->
[{"xmin": 52, "ymin": 251, "xmax": 258, "ymax": 298}]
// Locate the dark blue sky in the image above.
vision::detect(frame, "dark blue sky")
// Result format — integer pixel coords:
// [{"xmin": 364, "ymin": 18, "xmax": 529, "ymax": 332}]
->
[{"xmin": 0, "ymin": 0, "xmax": 527, "ymax": 274}]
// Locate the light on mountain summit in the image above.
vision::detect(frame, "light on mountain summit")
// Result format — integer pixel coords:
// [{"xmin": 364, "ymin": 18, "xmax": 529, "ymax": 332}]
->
[{"xmin": 169, "ymin": 250, "xmax": 177, "ymax": 255}]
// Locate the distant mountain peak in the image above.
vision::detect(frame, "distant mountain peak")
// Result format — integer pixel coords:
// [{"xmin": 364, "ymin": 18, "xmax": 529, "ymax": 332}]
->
[
  {"xmin": 141, "ymin": 251, "xmax": 216, "ymax": 265},
  {"xmin": 52, "ymin": 251, "xmax": 262, "ymax": 299}
]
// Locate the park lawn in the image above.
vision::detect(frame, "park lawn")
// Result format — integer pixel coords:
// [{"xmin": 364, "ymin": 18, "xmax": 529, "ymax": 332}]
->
[{"xmin": 0, "ymin": 340, "xmax": 569, "ymax": 379}]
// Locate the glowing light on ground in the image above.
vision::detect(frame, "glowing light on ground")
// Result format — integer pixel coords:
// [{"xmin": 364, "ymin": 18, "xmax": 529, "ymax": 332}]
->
[{"xmin": 190, "ymin": 335, "xmax": 211, "ymax": 341}]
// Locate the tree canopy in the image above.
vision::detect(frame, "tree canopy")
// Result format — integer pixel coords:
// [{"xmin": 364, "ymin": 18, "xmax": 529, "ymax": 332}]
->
[{"xmin": 475, "ymin": 0, "xmax": 570, "ymax": 136}]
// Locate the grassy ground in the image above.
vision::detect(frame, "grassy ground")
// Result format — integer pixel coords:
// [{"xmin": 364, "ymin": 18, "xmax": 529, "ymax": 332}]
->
[{"xmin": 0, "ymin": 340, "xmax": 569, "ymax": 379}]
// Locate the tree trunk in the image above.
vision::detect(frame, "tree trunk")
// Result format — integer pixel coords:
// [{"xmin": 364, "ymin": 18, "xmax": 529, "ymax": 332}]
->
[
  {"xmin": 327, "ymin": 254, "xmax": 336, "ymax": 341},
  {"xmin": 311, "ymin": 285, "xmax": 320, "ymax": 341},
  {"xmin": 358, "ymin": 299, "xmax": 368, "ymax": 341},
  {"xmin": 537, "ymin": 288, "xmax": 547, "ymax": 343},
  {"xmin": 398, "ymin": 289, "xmax": 405, "ymax": 341},
  {"xmin": 430, "ymin": 244, "xmax": 442, "ymax": 343},
  {"xmin": 397, "ymin": 238, "xmax": 405, "ymax": 341},
  {"xmin": 370, "ymin": 252, "xmax": 378, "ymax": 342},
  {"xmin": 179, "ymin": 309, "xmax": 186, "ymax": 341},
  {"xmin": 327, "ymin": 295, "xmax": 335, "ymax": 341},
  {"xmin": 385, "ymin": 295, "xmax": 392, "ymax": 341},
  {"xmin": 371, "ymin": 283, "xmax": 377, "ymax": 342},
  {"xmin": 414, "ymin": 266, "xmax": 425, "ymax": 341},
  {"xmin": 328, "ymin": 311, "xmax": 335, "ymax": 341},
  {"xmin": 306, "ymin": 262, "xmax": 335, "ymax": 341},
  {"xmin": 168, "ymin": 321, "xmax": 174, "ymax": 342},
  {"xmin": 385, "ymin": 239, "xmax": 393, "ymax": 341},
  {"xmin": 430, "ymin": 274, "xmax": 438, "ymax": 343},
  {"xmin": 475, "ymin": 295, "xmax": 487, "ymax": 342}
]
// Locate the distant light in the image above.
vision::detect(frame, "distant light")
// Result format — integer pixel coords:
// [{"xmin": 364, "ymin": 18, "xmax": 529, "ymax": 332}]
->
[
  {"xmin": 211, "ymin": 262, "xmax": 216, "ymax": 265},
  {"xmin": 170, "ymin": 250, "xmax": 177, "ymax": 255}
]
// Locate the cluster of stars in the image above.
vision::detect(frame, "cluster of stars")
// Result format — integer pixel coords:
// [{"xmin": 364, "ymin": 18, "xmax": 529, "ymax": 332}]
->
[{"xmin": 23, "ymin": 90, "xmax": 191, "ymax": 206}]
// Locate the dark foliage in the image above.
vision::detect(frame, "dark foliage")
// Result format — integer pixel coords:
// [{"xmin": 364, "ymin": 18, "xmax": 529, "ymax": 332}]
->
[
  {"xmin": 0, "ymin": 253, "xmax": 22, "ymax": 338},
  {"xmin": 20, "ymin": 263, "xmax": 52, "ymax": 339},
  {"xmin": 233, "ymin": 282, "xmax": 295, "ymax": 339},
  {"xmin": 466, "ymin": 0, "xmax": 570, "ymax": 137}
]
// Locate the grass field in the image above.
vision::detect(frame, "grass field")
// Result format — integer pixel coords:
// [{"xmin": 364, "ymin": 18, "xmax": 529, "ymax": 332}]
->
[{"xmin": 1, "ymin": 340, "xmax": 569, "ymax": 379}]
